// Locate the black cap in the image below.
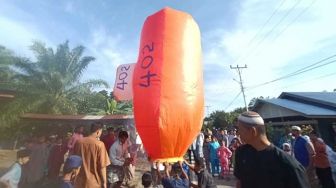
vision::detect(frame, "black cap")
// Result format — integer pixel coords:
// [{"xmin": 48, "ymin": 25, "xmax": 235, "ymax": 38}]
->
[{"xmin": 17, "ymin": 149, "xmax": 31, "ymax": 159}]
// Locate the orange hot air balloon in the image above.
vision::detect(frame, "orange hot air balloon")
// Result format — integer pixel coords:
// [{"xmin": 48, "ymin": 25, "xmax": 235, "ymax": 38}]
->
[{"xmin": 133, "ymin": 7, "xmax": 204, "ymax": 162}]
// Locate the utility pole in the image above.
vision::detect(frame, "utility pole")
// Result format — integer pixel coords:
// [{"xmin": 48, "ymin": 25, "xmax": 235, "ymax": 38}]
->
[
  {"xmin": 205, "ymin": 105, "xmax": 211, "ymax": 116},
  {"xmin": 230, "ymin": 65, "xmax": 248, "ymax": 111}
]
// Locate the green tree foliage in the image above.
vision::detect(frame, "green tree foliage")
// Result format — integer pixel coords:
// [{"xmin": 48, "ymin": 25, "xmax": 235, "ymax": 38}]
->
[
  {"xmin": 76, "ymin": 90, "xmax": 108, "ymax": 115},
  {"xmin": 105, "ymin": 98, "xmax": 133, "ymax": 115},
  {"xmin": 248, "ymin": 96, "xmax": 271, "ymax": 110},
  {"xmin": 209, "ymin": 111, "xmax": 229, "ymax": 129},
  {"xmin": 205, "ymin": 107, "xmax": 245, "ymax": 130},
  {"xmin": 0, "ymin": 46, "xmax": 23, "ymax": 89},
  {"xmin": 0, "ymin": 41, "xmax": 109, "ymax": 126},
  {"xmin": 75, "ymin": 89, "xmax": 134, "ymax": 115}
]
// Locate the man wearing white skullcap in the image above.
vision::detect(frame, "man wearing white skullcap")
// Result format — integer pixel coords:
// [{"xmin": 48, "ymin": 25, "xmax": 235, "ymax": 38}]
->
[
  {"xmin": 234, "ymin": 111, "xmax": 309, "ymax": 188},
  {"xmin": 291, "ymin": 125, "xmax": 316, "ymax": 187}
]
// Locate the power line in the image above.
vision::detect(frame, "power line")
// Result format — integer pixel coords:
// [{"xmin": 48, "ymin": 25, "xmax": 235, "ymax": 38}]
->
[
  {"xmin": 246, "ymin": 54, "xmax": 336, "ymax": 90},
  {"xmin": 224, "ymin": 92, "xmax": 241, "ymax": 111},
  {"xmin": 237, "ymin": 0, "xmax": 303, "ymax": 65},
  {"xmin": 233, "ymin": 0, "xmax": 286, "ymax": 63},
  {"xmin": 271, "ymin": 0, "xmax": 317, "ymax": 43},
  {"xmin": 248, "ymin": 59, "xmax": 336, "ymax": 90},
  {"xmin": 282, "ymin": 54, "xmax": 336, "ymax": 78},
  {"xmin": 280, "ymin": 71, "xmax": 336, "ymax": 90}
]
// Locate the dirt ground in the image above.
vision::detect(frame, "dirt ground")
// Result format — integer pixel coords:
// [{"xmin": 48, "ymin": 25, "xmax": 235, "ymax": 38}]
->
[
  {"xmin": 0, "ymin": 150, "xmax": 16, "ymax": 175},
  {"xmin": 0, "ymin": 150, "xmax": 235, "ymax": 187}
]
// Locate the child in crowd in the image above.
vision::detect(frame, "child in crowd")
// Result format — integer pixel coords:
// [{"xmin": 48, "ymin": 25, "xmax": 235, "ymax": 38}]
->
[
  {"xmin": 209, "ymin": 136, "xmax": 220, "ymax": 176},
  {"xmin": 156, "ymin": 162, "xmax": 189, "ymax": 188},
  {"xmin": 282, "ymin": 143, "xmax": 292, "ymax": 155},
  {"xmin": 142, "ymin": 171, "xmax": 164, "ymax": 188},
  {"xmin": 185, "ymin": 158, "xmax": 217, "ymax": 188},
  {"xmin": 60, "ymin": 155, "xmax": 82, "ymax": 188},
  {"xmin": 217, "ymin": 140, "xmax": 232, "ymax": 179},
  {"xmin": 142, "ymin": 172, "xmax": 153, "ymax": 188},
  {"xmin": 229, "ymin": 137, "xmax": 241, "ymax": 169},
  {"xmin": 0, "ymin": 149, "xmax": 31, "ymax": 188},
  {"xmin": 202, "ymin": 135, "xmax": 211, "ymax": 171}
]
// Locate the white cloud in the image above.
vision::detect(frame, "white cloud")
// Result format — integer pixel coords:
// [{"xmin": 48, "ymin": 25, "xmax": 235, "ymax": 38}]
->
[
  {"xmin": 0, "ymin": 17, "xmax": 52, "ymax": 58},
  {"xmin": 201, "ymin": 0, "xmax": 336, "ymax": 112},
  {"xmin": 84, "ymin": 27, "xmax": 138, "ymax": 89}
]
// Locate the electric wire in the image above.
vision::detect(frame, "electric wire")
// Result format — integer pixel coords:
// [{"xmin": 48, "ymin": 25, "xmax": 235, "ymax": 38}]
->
[
  {"xmin": 237, "ymin": 0, "xmax": 303, "ymax": 65},
  {"xmin": 233, "ymin": 0, "xmax": 286, "ymax": 63},
  {"xmin": 246, "ymin": 54, "xmax": 336, "ymax": 90},
  {"xmin": 280, "ymin": 71, "xmax": 336, "ymax": 90},
  {"xmin": 271, "ymin": 0, "xmax": 317, "ymax": 43},
  {"xmin": 224, "ymin": 92, "xmax": 242, "ymax": 111}
]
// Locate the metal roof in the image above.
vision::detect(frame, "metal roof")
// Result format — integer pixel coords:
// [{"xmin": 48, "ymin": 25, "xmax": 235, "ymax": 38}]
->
[
  {"xmin": 280, "ymin": 92, "xmax": 336, "ymax": 108},
  {"xmin": 21, "ymin": 113, "xmax": 134, "ymax": 120},
  {"xmin": 258, "ymin": 98, "xmax": 336, "ymax": 118}
]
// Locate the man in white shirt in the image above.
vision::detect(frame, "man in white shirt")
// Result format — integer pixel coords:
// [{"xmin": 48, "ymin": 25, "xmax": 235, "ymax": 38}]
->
[
  {"xmin": 108, "ymin": 131, "xmax": 133, "ymax": 187},
  {"xmin": 196, "ymin": 132, "xmax": 204, "ymax": 159},
  {"xmin": 228, "ymin": 129, "xmax": 237, "ymax": 146}
]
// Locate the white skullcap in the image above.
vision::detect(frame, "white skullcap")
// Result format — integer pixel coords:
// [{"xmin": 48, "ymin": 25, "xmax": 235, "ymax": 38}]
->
[
  {"xmin": 238, "ymin": 111, "xmax": 264, "ymax": 126},
  {"xmin": 282, "ymin": 143, "xmax": 291, "ymax": 148},
  {"xmin": 291, "ymin": 126, "xmax": 301, "ymax": 131}
]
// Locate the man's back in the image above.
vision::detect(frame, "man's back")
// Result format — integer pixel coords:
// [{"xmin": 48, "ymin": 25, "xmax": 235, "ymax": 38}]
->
[
  {"xmin": 74, "ymin": 137, "xmax": 110, "ymax": 188},
  {"xmin": 234, "ymin": 144, "xmax": 309, "ymax": 188},
  {"xmin": 293, "ymin": 136, "xmax": 310, "ymax": 167},
  {"xmin": 196, "ymin": 169, "xmax": 217, "ymax": 188},
  {"xmin": 162, "ymin": 177, "xmax": 189, "ymax": 188}
]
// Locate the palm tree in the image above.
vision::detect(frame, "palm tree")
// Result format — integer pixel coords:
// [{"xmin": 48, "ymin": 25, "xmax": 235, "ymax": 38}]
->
[
  {"xmin": 0, "ymin": 46, "xmax": 21, "ymax": 89},
  {"xmin": 1, "ymin": 41, "xmax": 108, "ymax": 123}
]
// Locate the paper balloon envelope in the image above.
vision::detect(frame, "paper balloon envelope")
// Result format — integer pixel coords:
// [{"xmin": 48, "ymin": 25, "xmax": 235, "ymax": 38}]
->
[
  {"xmin": 113, "ymin": 63, "xmax": 135, "ymax": 101},
  {"xmin": 133, "ymin": 7, "xmax": 204, "ymax": 162}
]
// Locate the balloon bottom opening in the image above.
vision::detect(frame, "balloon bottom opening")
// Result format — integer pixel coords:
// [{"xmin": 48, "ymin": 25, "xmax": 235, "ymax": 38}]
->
[{"xmin": 152, "ymin": 157, "xmax": 184, "ymax": 163}]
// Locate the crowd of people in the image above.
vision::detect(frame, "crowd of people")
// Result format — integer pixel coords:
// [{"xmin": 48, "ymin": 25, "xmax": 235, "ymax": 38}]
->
[
  {"xmin": 1, "ymin": 111, "xmax": 336, "ymax": 188},
  {"xmin": 0, "ymin": 122, "xmax": 142, "ymax": 188}
]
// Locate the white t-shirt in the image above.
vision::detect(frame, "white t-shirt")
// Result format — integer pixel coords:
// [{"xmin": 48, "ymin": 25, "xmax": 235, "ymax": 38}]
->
[{"xmin": 109, "ymin": 139, "xmax": 129, "ymax": 166}]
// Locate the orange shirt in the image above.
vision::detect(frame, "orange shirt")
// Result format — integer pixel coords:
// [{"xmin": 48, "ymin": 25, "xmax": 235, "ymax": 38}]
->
[
  {"xmin": 312, "ymin": 139, "xmax": 330, "ymax": 168},
  {"xmin": 74, "ymin": 137, "xmax": 111, "ymax": 188}
]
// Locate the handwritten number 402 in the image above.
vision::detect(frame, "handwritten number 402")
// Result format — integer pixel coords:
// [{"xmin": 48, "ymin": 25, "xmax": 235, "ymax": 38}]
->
[
  {"xmin": 116, "ymin": 65, "xmax": 131, "ymax": 90},
  {"xmin": 140, "ymin": 42, "xmax": 156, "ymax": 87},
  {"xmin": 142, "ymin": 42, "xmax": 154, "ymax": 54}
]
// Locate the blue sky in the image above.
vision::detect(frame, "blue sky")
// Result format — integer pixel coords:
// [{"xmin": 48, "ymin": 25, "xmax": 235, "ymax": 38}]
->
[{"xmin": 1, "ymin": 0, "xmax": 336, "ymax": 115}]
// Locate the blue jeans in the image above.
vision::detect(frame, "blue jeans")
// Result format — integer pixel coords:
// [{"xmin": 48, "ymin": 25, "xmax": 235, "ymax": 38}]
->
[{"xmin": 210, "ymin": 158, "xmax": 220, "ymax": 175}]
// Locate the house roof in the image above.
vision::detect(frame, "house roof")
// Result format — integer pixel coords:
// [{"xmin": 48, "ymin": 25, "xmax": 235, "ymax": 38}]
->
[
  {"xmin": 253, "ymin": 92, "xmax": 336, "ymax": 118},
  {"xmin": 21, "ymin": 113, "xmax": 134, "ymax": 120},
  {"xmin": 21, "ymin": 113, "xmax": 134, "ymax": 125},
  {"xmin": 279, "ymin": 92, "xmax": 336, "ymax": 109},
  {"xmin": 257, "ymin": 98, "xmax": 336, "ymax": 118},
  {"xmin": 0, "ymin": 89, "xmax": 15, "ymax": 99}
]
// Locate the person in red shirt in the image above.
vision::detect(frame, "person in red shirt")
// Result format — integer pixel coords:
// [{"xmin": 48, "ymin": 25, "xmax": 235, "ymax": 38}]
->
[
  {"xmin": 47, "ymin": 136, "xmax": 68, "ymax": 180},
  {"xmin": 67, "ymin": 125, "xmax": 84, "ymax": 154},
  {"xmin": 309, "ymin": 130, "xmax": 335, "ymax": 188},
  {"xmin": 102, "ymin": 127, "xmax": 116, "ymax": 153}
]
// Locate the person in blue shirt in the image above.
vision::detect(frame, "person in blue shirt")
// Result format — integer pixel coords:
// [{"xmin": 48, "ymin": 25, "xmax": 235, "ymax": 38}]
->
[
  {"xmin": 208, "ymin": 136, "xmax": 220, "ymax": 176},
  {"xmin": 60, "ymin": 155, "xmax": 82, "ymax": 188},
  {"xmin": 0, "ymin": 149, "xmax": 31, "ymax": 188},
  {"xmin": 155, "ymin": 161, "xmax": 189, "ymax": 188},
  {"xmin": 291, "ymin": 126, "xmax": 316, "ymax": 187}
]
